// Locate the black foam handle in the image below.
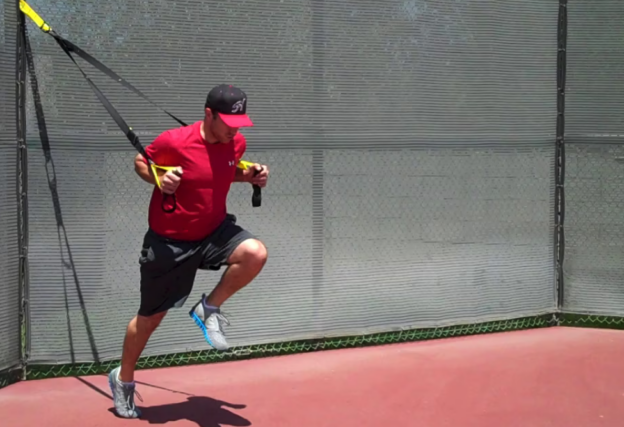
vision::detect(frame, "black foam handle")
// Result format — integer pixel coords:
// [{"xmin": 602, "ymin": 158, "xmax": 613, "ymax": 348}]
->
[
  {"xmin": 252, "ymin": 184, "xmax": 261, "ymax": 207},
  {"xmin": 252, "ymin": 167, "xmax": 262, "ymax": 207},
  {"xmin": 162, "ymin": 194, "xmax": 177, "ymax": 213}
]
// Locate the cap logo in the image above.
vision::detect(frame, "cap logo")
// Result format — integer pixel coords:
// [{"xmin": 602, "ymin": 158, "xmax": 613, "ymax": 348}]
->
[{"xmin": 231, "ymin": 98, "xmax": 246, "ymax": 113}]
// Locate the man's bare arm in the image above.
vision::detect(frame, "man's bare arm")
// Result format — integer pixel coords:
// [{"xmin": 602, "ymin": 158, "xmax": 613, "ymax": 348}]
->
[
  {"xmin": 134, "ymin": 153, "xmax": 156, "ymax": 185},
  {"xmin": 134, "ymin": 153, "xmax": 183, "ymax": 194}
]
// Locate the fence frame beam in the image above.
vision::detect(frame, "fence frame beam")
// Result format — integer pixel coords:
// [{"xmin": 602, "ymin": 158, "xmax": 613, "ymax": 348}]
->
[
  {"xmin": 15, "ymin": 0, "xmax": 30, "ymax": 380},
  {"xmin": 555, "ymin": 0, "xmax": 568, "ymax": 312}
]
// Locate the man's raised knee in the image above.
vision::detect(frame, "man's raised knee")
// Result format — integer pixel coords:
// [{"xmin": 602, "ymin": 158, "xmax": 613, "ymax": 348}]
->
[{"xmin": 231, "ymin": 239, "xmax": 268, "ymax": 270}]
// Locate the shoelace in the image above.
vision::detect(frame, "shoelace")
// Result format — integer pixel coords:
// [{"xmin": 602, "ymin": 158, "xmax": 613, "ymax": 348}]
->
[
  {"xmin": 212, "ymin": 312, "xmax": 231, "ymax": 335},
  {"xmin": 124, "ymin": 386, "xmax": 143, "ymax": 411}
]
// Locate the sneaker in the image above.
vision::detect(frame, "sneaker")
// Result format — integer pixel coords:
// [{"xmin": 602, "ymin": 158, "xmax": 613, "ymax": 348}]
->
[
  {"xmin": 189, "ymin": 294, "xmax": 231, "ymax": 350},
  {"xmin": 108, "ymin": 366, "xmax": 143, "ymax": 418}
]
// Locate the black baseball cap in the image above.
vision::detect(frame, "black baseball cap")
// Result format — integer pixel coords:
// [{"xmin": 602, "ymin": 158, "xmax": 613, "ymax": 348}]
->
[{"xmin": 205, "ymin": 84, "xmax": 254, "ymax": 128}]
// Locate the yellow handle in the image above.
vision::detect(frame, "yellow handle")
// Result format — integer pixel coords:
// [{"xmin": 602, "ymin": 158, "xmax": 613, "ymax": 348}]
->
[
  {"xmin": 151, "ymin": 160, "xmax": 253, "ymax": 188},
  {"xmin": 20, "ymin": 0, "xmax": 51, "ymax": 32},
  {"xmin": 150, "ymin": 164, "xmax": 181, "ymax": 189},
  {"xmin": 237, "ymin": 160, "xmax": 255, "ymax": 170}
]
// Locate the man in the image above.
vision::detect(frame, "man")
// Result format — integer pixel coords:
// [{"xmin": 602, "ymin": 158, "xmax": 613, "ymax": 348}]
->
[{"xmin": 108, "ymin": 84, "xmax": 269, "ymax": 419}]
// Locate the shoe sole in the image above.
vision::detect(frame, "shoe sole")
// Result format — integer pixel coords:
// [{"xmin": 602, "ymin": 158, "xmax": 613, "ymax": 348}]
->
[
  {"xmin": 108, "ymin": 369, "xmax": 117, "ymax": 401},
  {"xmin": 190, "ymin": 311, "xmax": 218, "ymax": 348}
]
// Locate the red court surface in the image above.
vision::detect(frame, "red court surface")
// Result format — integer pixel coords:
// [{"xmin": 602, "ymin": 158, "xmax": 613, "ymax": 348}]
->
[{"xmin": 1, "ymin": 326, "xmax": 623, "ymax": 427}]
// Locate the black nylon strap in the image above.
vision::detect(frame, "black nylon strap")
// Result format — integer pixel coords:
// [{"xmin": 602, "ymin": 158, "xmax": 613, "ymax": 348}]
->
[
  {"xmin": 56, "ymin": 36, "xmax": 188, "ymax": 129},
  {"xmin": 22, "ymin": 0, "xmax": 261, "ymax": 209},
  {"xmin": 46, "ymin": 31, "xmax": 260, "ymax": 210},
  {"xmin": 51, "ymin": 34, "xmax": 179, "ymax": 212},
  {"xmin": 52, "ymin": 35, "xmax": 153, "ymax": 163}
]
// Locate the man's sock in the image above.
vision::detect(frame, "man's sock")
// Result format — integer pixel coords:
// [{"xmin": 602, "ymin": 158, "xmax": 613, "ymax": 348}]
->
[
  {"xmin": 202, "ymin": 296, "xmax": 219, "ymax": 313},
  {"xmin": 116, "ymin": 370, "xmax": 135, "ymax": 387}
]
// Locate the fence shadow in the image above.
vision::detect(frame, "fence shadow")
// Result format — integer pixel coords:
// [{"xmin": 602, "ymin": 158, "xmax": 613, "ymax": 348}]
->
[{"xmin": 24, "ymin": 27, "xmax": 100, "ymax": 363}]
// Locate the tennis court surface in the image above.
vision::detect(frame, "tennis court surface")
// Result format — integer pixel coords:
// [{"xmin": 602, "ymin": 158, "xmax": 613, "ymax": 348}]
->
[{"xmin": 2, "ymin": 326, "xmax": 623, "ymax": 427}]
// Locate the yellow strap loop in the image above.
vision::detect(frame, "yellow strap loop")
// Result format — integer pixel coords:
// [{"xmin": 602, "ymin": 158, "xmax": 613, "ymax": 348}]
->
[
  {"xmin": 19, "ymin": 0, "xmax": 51, "ymax": 32},
  {"xmin": 150, "ymin": 164, "xmax": 181, "ymax": 189},
  {"xmin": 151, "ymin": 161, "xmax": 253, "ymax": 188},
  {"xmin": 237, "ymin": 160, "xmax": 255, "ymax": 170}
]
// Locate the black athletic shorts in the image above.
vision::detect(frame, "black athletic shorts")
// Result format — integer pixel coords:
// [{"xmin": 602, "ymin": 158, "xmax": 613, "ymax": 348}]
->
[{"xmin": 137, "ymin": 213, "xmax": 255, "ymax": 317}]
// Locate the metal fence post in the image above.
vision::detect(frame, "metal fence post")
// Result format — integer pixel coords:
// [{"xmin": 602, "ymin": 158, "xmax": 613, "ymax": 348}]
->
[
  {"xmin": 555, "ymin": 0, "xmax": 568, "ymax": 313},
  {"xmin": 15, "ymin": 0, "xmax": 30, "ymax": 380}
]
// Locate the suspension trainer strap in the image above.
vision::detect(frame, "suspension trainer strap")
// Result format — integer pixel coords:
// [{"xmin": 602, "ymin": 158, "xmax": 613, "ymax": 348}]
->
[
  {"xmin": 55, "ymin": 37, "xmax": 189, "ymax": 128},
  {"xmin": 52, "ymin": 36, "xmax": 181, "ymax": 212},
  {"xmin": 19, "ymin": 0, "xmax": 261, "ymax": 209}
]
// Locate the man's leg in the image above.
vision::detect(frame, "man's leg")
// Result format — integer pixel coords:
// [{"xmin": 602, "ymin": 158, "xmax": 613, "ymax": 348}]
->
[
  {"xmin": 189, "ymin": 216, "xmax": 267, "ymax": 350},
  {"xmin": 119, "ymin": 312, "xmax": 167, "ymax": 382},
  {"xmin": 205, "ymin": 238, "xmax": 268, "ymax": 307},
  {"xmin": 108, "ymin": 312, "xmax": 166, "ymax": 419},
  {"xmin": 110, "ymin": 229, "xmax": 201, "ymax": 419}
]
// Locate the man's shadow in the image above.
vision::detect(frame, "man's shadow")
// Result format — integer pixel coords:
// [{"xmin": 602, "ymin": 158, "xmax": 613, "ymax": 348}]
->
[
  {"xmin": 138, "ymin": 396, "xmax": 252, "ymax": 427},
  {"xmin": 77, "ymin": 377, "xmax": 251, "ymax": 427}
]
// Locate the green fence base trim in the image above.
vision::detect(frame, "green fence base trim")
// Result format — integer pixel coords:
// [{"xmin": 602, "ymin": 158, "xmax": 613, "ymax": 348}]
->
[
  {"xmin": 559, "ymin": 313, "xmax": 624, "ymax": 330},
  {"xmin": 0, "ymin": 368, "xmax": 23, "ymax": 390},
  {"xmin": 25, "ymin": 314, "xmax": 553, "ymax": 381}
]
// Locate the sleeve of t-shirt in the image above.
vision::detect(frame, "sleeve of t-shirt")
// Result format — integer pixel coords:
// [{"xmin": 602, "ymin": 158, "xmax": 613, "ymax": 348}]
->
[
  {"xmin": 234, "ymin": 134, "xmax": 247, "ymax": 164},
  {"xmin": 142, "ymin": 130, "xmax": 175, "ymax": 166}
]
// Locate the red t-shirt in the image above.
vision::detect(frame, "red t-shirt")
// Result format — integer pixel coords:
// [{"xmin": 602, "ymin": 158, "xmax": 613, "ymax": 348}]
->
[{"xmin": 142, "ymin": 121, "xmax": 246, "ymax": 241}]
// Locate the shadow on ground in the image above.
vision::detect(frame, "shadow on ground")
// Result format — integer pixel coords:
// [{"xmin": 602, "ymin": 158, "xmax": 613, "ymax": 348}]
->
[
  {"xmin": 75, "ymin": 376, "xmax": 251, "ymax": 427},
  {"xmin": 136, "ymin": 396, "xmax": 251, "ymax": 427}
]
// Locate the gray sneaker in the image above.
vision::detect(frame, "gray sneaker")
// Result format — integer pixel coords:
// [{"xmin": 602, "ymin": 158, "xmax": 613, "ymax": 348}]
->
[
  {"xmin": 108, "ymin": 366, "xmax": 143, "ymax": 418},
  {"xmin": 189, "ymin": 294, "xmax": 231, "ymax": 350}
]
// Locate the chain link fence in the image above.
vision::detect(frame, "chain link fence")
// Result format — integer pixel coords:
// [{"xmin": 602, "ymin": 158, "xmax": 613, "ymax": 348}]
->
[
  {"xmin": 562, "ymin": 0, "xmax": 624, "ymax": 316},
  {"xmin": 25, "ymin": 144, "xmax": 557, "ymax": 364},
  {"xmin": 563, "ymin": 144, "xmax": 624, "ymax": 315},
  {"xmin": 19, "ymin": 0, "xmax": 559, "ymax": 366}
]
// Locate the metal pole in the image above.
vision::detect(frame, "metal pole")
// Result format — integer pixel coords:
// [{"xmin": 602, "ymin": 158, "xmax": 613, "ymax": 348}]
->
[
  {"xmin": 15, "ymin": 0, "xmax": 30, "ymax": 380},
  {"xmin": 555, "ymin": 0, "xmax": 567, "ymax": 314}
]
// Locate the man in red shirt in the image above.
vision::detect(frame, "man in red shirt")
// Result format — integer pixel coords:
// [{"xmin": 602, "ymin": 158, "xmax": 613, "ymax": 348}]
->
[{"xmin": 108, "ymin": 84, "xmax": 269, "ymax": 419}]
